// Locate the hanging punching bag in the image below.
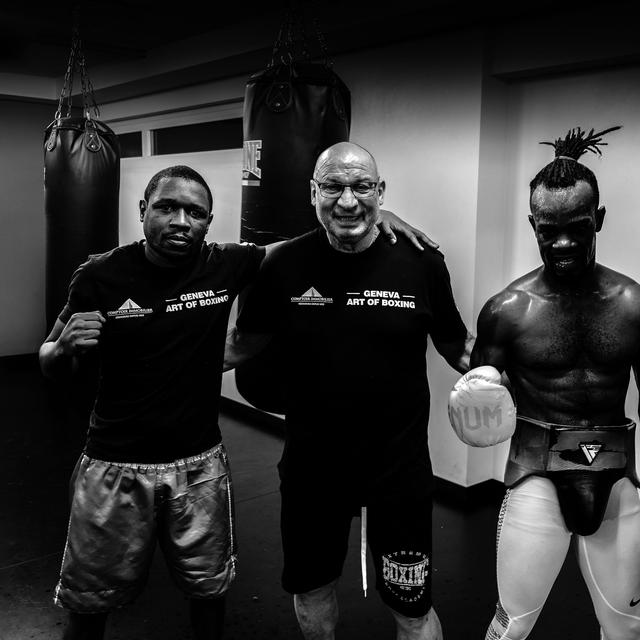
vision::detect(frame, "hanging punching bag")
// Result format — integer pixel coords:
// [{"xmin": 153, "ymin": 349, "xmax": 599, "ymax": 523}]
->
[
  {"xmin": 43, "ymin": 19, "xmax": 120, "ymax": 432},
  {"xmin": 235, "ymin": 10, "xmax": 351, "ymax": 414},
  {"xmin": 43, "ymin": 25, "xmax": 120, "ymax": 333},
  {"xmin": 44, "ymin": 117, "xmax": 120, "ymax": 330},
  {"xmin": 240, "ymin": 61, "xmax": 351, "ymax": 245}
]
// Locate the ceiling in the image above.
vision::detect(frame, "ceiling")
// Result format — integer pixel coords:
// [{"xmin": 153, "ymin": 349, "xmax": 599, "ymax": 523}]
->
[
  {"xmin": 0, "ymin": 0, "xmax": 632, "ymax": 81},
  {"xmin": 0, "ymin": 1, "xmax": 282, "ymax": 77}
]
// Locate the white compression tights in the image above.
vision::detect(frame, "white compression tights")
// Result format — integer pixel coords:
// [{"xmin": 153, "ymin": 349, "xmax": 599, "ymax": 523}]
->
[{"xmin": 484, "ymin": 476, "xmax": 640, "ymax": 640}]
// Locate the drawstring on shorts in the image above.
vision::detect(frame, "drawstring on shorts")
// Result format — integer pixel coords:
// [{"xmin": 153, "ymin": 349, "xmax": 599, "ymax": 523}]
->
[{"xmin": 360, "ymin": 506, "xmax": 367, "ymax": 597}]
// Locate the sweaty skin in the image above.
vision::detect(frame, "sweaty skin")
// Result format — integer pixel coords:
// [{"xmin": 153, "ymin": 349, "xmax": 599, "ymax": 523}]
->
[
  {"xmin": 474, "ymin": 180, "xmax": 640, "ymax": 640},
  {"xmin": 473, "ymin": 264, "xmax": 640, "ymax": 424},
  {"xmin": 472, "ymin": 181, "xmax": 640, "ymax": 424}
]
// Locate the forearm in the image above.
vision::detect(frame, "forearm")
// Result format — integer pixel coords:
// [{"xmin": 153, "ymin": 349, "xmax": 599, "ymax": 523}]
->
[
  {"xmin": 469, "ymin": 340, "xmax": 514, "ymax": 397},
  {"xmin": 224, "ymin": 326, "xmax": 271, "ymax": 371},
  {"xmin": 39, "ymin": 340, "xmax": 78, "ymax": 380},
  {"xmin": 456, "ymin": 331, "xmax": 475, "ymax": 374},
  {"xmin": 470, "ymin": 342, "xmax": 506, "ymax": 371},
  {"xmin": 438, "ymin": 331, "xmax": 475, "ymax": 375}
]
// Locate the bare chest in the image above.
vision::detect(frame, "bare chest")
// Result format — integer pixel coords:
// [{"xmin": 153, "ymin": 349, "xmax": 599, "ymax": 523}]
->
[{"xmin": 512, "ymin": 296, "xmax": 636, "ymax": 370}]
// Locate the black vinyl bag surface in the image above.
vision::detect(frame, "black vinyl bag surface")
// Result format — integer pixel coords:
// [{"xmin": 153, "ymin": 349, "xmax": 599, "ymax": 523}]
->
[{"xmin": 44, "ymin": 116, "xmax": 120, "ymax": 331}]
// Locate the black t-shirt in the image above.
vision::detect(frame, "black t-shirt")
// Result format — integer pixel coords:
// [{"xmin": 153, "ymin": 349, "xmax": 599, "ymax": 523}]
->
[
  {"xmin": 59, "ymin": 240, "xmax": 264, "ymax": 462},
  {"xmin": 236, "ymin": 228, "xmax": 468, "ymax": 500}
]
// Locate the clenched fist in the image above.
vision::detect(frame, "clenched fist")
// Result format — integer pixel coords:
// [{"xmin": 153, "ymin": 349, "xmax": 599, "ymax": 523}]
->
[{"xmin": 57, "ymin": 311, "xmax": 105, "ymax": 356}]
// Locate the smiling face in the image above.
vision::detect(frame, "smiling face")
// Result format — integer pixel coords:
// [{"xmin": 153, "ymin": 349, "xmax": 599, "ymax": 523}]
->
[
  {"xmin": 529, "ymin": 180, "xmax": 605, "ymax": 280},
  {"xmin": 139, "ymin": 176, "xmax": 213, "ymax": 266},
  {"xmin": 310, "ymin": 143, "xmax": 385, "ymax": 252}
]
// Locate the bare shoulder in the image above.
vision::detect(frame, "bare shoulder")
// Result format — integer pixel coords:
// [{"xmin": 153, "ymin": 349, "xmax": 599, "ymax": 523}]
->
[
  {"xmin": 599, "ymin": 264, "xmax": 640, "ymax": 311},
  {"xmin": 479, "ymin": 268, "xmax": 541, "ymax": 322}
]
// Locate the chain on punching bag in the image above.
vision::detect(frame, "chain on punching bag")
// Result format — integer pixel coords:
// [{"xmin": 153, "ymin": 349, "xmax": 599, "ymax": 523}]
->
[
  {"xmin": 235, "ymin": 6, "xmax": 351, "ymax": 413},
  {"xmin": 43, "ymin": 20, "xmax": 120, "ymax": 333}
]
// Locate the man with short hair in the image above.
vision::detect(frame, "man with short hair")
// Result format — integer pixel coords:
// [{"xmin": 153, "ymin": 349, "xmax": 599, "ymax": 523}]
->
[
  {"xmin": 226, "ymin": 142, "xmax": 474, "ymax": 639},
  {"xmin": 39, "ymin": 163, "xmax": 435, "ymax": 640},
  {"xmin": 456, "ymin": 127, "xmax": 640, "ymax": 640}
]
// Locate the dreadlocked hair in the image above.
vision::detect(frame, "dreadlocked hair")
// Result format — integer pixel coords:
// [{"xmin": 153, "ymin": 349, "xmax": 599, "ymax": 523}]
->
[{"xmin": 529, "ymin": 125, "xmax": 621, "ymax": 205}]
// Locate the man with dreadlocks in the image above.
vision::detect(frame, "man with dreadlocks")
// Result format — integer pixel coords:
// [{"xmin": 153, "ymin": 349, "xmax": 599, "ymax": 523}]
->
[{"xmin": 449, "ymin": 126, "xmax": 640, "ymax": 640}]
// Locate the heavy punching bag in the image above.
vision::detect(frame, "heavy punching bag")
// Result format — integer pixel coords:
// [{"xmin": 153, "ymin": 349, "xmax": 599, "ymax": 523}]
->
[
  {"xmin": 44, "ymin": 23, "xmax": 120, "ymax": 333},
  {"xmin": 235, "ymin": 7, "xmax": 351, "ymax": 413},
  {"xmin": 43, "ymin": 19, "xmax": 120, "ymax": 428}
]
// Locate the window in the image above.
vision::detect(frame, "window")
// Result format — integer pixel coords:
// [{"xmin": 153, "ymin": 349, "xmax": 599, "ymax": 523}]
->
[
  {"xmin": 106, "ymin": 100, "xmax": 244, "ymax": 157},
  {"xmin": 117, "ymin": 132, "xmax": 143, "ymax": 158},
  {"xmin": 152, "ymin": 118, "xmax": 243, "ymax": 155}
]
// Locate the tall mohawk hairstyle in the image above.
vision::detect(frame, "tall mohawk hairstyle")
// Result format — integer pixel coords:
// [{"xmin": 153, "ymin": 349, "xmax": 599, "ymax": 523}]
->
[{"xmin": 529, "ymin": 125, "xmax": 621, "ymax": 205}]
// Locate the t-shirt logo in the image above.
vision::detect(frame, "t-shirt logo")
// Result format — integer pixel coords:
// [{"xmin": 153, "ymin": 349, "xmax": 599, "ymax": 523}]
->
[
  {"xmin": 291, "ymin": 287, "xmax": 333, "ymax": 306},
  {"xmin": 107, "ymin": 298, "xmax": 153, "ymax": 319},
  {"xmin": 346, "ymin": 290, "xmax": 416, "ymax": 309},
  {"xmin": 165, "ymin": 289, "xmax": 230, "ymax": 312}
]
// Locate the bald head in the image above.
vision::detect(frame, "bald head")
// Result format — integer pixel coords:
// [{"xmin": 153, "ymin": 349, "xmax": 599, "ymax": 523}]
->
[
  {"xmin": 310, "ymin": 141, "xmax": 385, "ymax": 253},
  {"xmin": 313, "ymin": 142, "xmax": 379, "ymax": 181}
]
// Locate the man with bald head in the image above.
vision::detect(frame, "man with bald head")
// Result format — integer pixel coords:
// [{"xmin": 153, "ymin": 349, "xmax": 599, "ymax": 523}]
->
[{"xmin": 225, "ymin": 142, "xmax": 473, "ymax": 639}]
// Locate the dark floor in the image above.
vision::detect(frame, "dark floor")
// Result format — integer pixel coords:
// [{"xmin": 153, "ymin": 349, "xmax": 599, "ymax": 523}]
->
[{"xmin": 0, "ymin": 356, "xmax": 599, "ymax": 639}]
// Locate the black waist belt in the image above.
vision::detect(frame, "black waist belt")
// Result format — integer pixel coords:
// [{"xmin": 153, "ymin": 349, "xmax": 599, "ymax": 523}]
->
[{"xmin": 505, "ymin": 416, "xmax": 639, "ymax": 536}]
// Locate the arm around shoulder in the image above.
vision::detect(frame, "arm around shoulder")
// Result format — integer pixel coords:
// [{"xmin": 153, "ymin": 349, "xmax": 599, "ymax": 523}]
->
[
  {"xmin": 377, "ymin": 209, "xmax": 439, "ymax": 250},
  {"xmin": 224, "ymin": 325, "xmax": 273, "ymax": 372},
  {"xmin": 263, "ymin": 240, "xmax": 286, "ymax": 259}
]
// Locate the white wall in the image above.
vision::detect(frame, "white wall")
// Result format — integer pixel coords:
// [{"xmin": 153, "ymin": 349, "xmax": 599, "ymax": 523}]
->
[
  {"xmin": 469, "ymin": 74, "xmax": 513, "ymax": 482},
  {"xmin": 0, "ymin": 99, "xmax": 54, "ymax": 355},
  {"xmin": 337, "ymin": 32, "xmax": 486, "ymax": 485},
  {"xmin": 503, "ymin": 67, "xmax": 640, "ymax": 287}
]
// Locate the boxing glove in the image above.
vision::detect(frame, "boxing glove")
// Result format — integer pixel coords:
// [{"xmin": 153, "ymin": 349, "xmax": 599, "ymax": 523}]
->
[{"xmin": 448, "ymin": 366, "xmax": 516, "ymax": 447}]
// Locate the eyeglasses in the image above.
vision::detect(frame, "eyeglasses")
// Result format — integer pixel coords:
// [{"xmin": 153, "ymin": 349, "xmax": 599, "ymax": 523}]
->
[{"xmin": 313, "ymin": 180, "xmax": 379, "ymax": 199}]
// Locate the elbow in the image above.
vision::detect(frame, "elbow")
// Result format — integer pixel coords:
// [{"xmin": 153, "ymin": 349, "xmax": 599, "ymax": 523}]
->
[
  {"xmin": 38, "ymin": 340, "xmax": 71, "ymax": 380},
  {"xmin": 38, "ymin": 343, "xmax": 52, "ymax": 377}
]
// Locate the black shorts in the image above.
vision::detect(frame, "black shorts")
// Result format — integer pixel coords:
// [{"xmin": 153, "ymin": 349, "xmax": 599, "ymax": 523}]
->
[{"xmin": 280, "ymin": 482, "xmax": 433, "ymax": 618}]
